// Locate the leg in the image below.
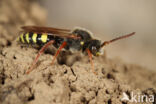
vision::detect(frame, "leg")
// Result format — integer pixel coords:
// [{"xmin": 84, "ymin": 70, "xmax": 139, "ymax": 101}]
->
[
  {"xmin": 51, "ymin": 41, "xmax": 67, "ymax": 65},
  {"xmin": 26, "ymin": 40, "xmax": 55, "ymax": 74},
  {"xmin": 86, "ymin": 49, "xmax": 97, "ymax": 75}
]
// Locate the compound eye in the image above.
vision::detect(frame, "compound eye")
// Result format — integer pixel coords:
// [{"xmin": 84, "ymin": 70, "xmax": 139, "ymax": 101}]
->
[{"xmin": 92, "ymin": 46, "xmax": 97, "ymax": 52}]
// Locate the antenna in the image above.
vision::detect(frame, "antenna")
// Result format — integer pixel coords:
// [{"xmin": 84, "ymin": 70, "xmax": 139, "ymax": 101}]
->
[{"xmin": 101, "ymin": 32, "xmax": 135, "ymax": 47}]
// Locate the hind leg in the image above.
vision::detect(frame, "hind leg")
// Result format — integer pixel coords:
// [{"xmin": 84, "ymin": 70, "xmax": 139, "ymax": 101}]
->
[{"xmin": 26, "ymin": 40, "xmax": 55, "ymax": 74}]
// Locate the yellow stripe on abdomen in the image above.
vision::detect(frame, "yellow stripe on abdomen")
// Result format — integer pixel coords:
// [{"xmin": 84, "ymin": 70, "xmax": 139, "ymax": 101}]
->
[
  {"xmin": 20, "ymin": 33, "xmax": 25, "ymax": 43},
  {"xmin": 41, "ymin": 33, "xmax": 48, "ymax": 43},
  {"xmin": 32, "ymin": 33, "xmax": 37, "ymax": 43},
  {"xmin": 25, "ymin": 33, "xmax": 29, "ymax": 43}
]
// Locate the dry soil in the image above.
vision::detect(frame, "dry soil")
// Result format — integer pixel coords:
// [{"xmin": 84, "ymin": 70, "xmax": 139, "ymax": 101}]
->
[{"xmin": 0, "ymin": 0, "xmax": 156, "ymax": 104}]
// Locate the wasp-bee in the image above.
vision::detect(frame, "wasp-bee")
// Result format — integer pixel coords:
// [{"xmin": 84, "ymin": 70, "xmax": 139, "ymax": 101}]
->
[{"xmin": 18, "ymin": 26, "xmax": 135, "ymax": 74}]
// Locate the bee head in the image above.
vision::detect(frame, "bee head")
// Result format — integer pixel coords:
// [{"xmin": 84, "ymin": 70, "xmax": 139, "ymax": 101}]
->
[{"xmin": 88, "ymin": 40, "xmax": 102, "ymax": 56}]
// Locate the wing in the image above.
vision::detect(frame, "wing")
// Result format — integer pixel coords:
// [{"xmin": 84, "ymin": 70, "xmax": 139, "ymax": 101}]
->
[{"xmin": 21, "ymin": 26, "xmax": 80, "ymax": 39}]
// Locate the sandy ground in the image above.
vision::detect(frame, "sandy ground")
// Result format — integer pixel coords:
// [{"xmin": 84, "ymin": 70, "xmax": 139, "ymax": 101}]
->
[{"xmin": 0, "ymin": 0, "xmax": 156, "ymax": 104}]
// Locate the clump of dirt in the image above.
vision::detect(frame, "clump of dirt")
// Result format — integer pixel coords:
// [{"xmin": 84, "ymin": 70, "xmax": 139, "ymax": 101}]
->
[{"xmin": 0, "ymin": 0, "xmax": 156, "ymax": 104}]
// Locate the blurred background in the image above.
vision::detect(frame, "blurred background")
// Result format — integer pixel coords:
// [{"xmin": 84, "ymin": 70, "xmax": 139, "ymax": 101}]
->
[{"xmin": 38, "ymin": 0, "xmax": 156, "ymax": 70}]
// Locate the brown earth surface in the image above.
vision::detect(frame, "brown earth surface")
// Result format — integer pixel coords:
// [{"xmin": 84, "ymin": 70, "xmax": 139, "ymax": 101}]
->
[{"xmin": 0, "ymin": 0, "xmax": 156, "ymax": 104}]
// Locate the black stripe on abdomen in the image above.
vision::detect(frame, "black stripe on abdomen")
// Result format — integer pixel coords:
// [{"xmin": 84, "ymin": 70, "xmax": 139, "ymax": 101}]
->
[
  {"xmin": 28, "ymin": 32, "xmax": 34, "ymax": 44},
  {"xmin": 36, "ymin": 34, "xmax": 42, "ymax": 45}
]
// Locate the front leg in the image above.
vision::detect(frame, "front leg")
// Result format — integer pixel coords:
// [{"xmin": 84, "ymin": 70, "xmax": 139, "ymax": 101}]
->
[{"xmin": 86, "ymin": 48, "xmax": 97, "ymax": 75}]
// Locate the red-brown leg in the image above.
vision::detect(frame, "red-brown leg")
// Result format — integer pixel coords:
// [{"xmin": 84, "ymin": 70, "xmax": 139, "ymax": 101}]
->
[
  {"xmin": 86, "ymin": 48, "xmax": 97, "ymax": 75},
  {"xmin": 51, "ymin": 41, "xmax": 67, "ymax": 65},
  {"xmin": 26, "ymin": 40, "xmax": 55, "ymax": 74}
]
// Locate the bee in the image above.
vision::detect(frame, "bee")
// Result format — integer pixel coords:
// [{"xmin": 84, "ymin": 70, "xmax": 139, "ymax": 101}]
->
[{"xmin": 18, "ymin": 26, "xmax": 135, "ymax": 74}]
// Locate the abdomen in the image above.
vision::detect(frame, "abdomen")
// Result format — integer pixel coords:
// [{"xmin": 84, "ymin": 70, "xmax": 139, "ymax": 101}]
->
[{"xmin": 18, "ymin": 32, "xmax": 64, "ymax": 46}]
